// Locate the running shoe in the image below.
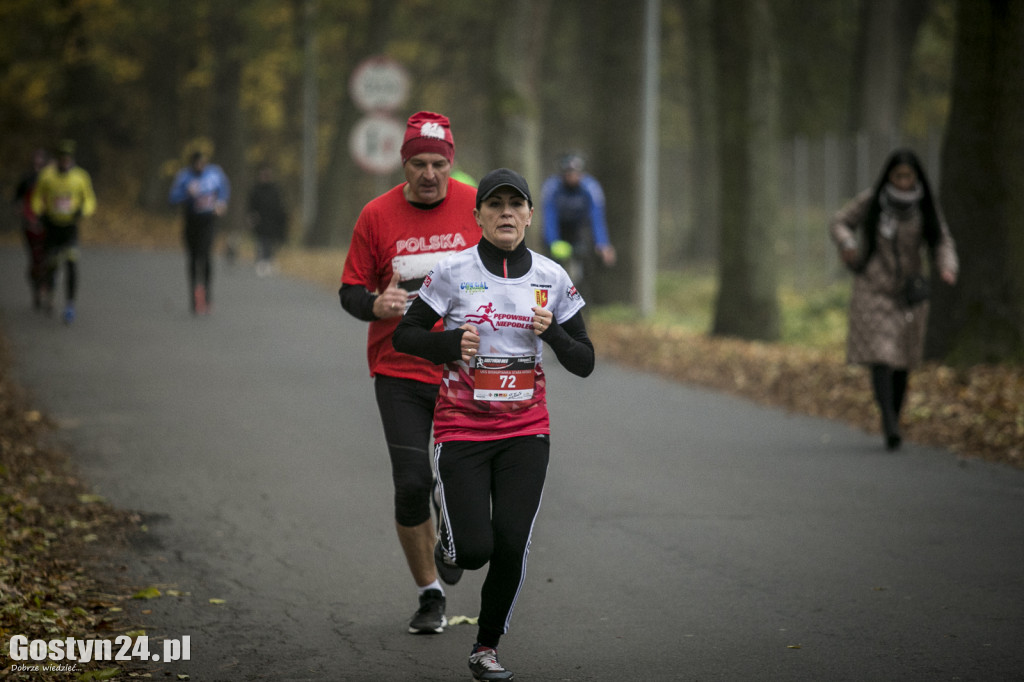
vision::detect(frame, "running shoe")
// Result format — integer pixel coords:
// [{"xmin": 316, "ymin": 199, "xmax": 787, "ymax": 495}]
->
[
  {"xmin": 193, "ymin": 285, "xmax": 208, "ymax": 315},
  {"xmin": 434, "ymin": 540, "xmax": 464, "ymax": 586},
  {"xmin": 468, "ymin": 646, "xmax": 514, "ymax": 681},
  {"xmin": 408, "ymin": 588, "xmax": 446, "ymax": 634},
  {"xmin": 62, "ymin": 303, "xmax": 75, "ymax": 324}
]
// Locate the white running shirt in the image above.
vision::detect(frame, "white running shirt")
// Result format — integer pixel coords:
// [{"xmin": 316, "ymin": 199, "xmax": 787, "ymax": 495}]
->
[{"xmin": 418, "ymin": 245, "xmax": 585, "ymax": 442}]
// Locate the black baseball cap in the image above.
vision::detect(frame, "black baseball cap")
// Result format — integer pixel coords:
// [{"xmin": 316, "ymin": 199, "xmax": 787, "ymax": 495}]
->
[{"xmin": 475, "ymin": 168, "xmax": 532, "ymax": 207}]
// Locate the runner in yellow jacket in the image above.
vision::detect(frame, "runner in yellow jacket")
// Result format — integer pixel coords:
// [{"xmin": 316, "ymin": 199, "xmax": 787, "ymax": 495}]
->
[{"xmin": 31, "ymin": 140, "xmax": 96, "ymax": 322}]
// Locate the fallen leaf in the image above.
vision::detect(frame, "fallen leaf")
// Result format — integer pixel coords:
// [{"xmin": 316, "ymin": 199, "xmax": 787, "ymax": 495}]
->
[{"xmin": 132, "ymin": 586, "xmax": 162, "ymax": 600}]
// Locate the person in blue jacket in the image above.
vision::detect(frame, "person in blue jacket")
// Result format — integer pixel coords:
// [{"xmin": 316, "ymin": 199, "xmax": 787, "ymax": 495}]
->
[
  {"xmin": 540, "ymin": 153, "xmax": 616, "ymax": 296},
  {"xmin": 169, "ymin": 151, "xmax": 230, "ymax": 314}
]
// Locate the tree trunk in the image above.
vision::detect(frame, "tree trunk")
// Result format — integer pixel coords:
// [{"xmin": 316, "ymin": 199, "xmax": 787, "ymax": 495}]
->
[
  {"xmin": 488, "ymin": 0, "xmax": 551, "ymax": 251},
  {"xmin": 682, "ymin": 0, "xmax": 719, "ymax": 263},
  {"xmin": 929, "ymin": 0, "xmax": 1024, "ymax": 364},
  {"xmin": 307, "ymin": 1, "xmax": 396, "ymax": 248},
  {"xmin": 711, "ymin": 0, "xmax": 780, "ymax": 341},
  {"xmin": 848, "ymin": 0, "xmax": 932, "ymax": 138},
  {"xmin": 210, "ymin": 5, "xmax": 248, "ymax": 237},
  {"xmin": 138, "ymin": 0, "xmax": 185, "ymax": 212},
  {"xmin": 588, "ymin": 0, "xmax": 645, "ymax": 305}
]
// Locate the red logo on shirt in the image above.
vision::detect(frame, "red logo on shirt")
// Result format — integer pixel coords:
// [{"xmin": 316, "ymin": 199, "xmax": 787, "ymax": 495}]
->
[
  {"xmin": 466, "ymin": 303, "xmax": 498, "ymax": 331},
  {"xmin": 535, "ymin": 290, "xmax": 548, "ymax": 307}
]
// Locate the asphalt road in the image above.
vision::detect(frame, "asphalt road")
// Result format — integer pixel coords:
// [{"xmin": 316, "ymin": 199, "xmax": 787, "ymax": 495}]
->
[{"xmin": 1, "ymin": 245, "xmax": 1022, "ymax": 681}]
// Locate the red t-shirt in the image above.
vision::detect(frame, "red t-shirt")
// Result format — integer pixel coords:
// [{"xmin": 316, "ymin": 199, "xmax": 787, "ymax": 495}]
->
[{"xmin": 341, "ymin": 180, "xmax": 480, "ymax": 384}]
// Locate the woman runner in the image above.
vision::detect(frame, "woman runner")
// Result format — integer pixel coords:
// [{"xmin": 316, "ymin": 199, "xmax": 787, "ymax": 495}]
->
[{"xmin": 393, "ymin": 168, "xmax": 595, "ymax": 681}]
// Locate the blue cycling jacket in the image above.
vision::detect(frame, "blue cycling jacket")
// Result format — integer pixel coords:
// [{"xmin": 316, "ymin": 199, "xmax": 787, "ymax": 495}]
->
[{"xmin": 540, "ymin": 173, "xmax": 610, "ymax": 250}]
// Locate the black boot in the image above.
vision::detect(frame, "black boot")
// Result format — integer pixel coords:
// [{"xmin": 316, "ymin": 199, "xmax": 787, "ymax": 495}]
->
[
  {"xmin": 871, "ymin": 364, "xmax": 901, "ymax": 450},
  {"xmin": 893, "ymin": 369, "xmax": 909, "ymax": 418}
]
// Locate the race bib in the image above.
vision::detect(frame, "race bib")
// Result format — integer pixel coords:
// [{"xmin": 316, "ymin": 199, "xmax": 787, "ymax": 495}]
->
[
  {"xmin": 194, "ymin": 193, "xmax": 216, "ymax": 212},
  {"xmin": 54, "ymin": 195, "xmax": 74, "ymax": 218},
  {"xmin": 473, "ymin": 355, "xmax": 536, "ymax": 401}
]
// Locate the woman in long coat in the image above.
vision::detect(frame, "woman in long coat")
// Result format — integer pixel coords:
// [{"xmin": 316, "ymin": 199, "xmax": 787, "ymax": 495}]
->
[{"xmin": 829, "ymin": 149, "xmax": 958, "ymax": 450}]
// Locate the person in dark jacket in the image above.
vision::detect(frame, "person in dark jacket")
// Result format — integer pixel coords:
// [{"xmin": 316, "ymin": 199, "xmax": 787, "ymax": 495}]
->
[
  {"xmin": 13, "ymin": 148, "xmax": 49, "ymax": 309},
  {"xmin": 248, "ymin": 163, "xmax": 289, "ymax": 277}
]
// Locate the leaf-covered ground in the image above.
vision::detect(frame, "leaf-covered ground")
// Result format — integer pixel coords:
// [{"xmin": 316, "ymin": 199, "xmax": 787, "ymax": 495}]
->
[{"xmin": 0, "ymin": 336, "xmax": 148, "ymax": 681}]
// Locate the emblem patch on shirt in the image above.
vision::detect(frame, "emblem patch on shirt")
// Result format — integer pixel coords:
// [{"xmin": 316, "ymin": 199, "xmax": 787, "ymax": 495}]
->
[{"xmin": 535, "ymin": 289, "xmax": 548, "ymax": 307}]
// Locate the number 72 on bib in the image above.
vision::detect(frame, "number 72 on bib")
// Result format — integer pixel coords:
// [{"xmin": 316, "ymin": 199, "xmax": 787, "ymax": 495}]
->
[{"xmin": 473, "ymin": 355, "xmax": 536, "ymax": 401}]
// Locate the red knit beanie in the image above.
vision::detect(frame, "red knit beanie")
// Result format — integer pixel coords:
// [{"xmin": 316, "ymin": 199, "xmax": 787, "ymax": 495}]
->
[{"xmin": 400, "ymin": 111, "xmax": 455, "ymax": 164}]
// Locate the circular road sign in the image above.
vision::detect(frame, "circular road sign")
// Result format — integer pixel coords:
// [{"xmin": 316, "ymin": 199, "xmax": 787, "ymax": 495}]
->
[
  {"xmin": 349, "ymin": 114, "xmax": 405, "ymax": 174},
  {"xmin": 350, "ymin": 56, "xmax": 410, "ymax": 112}
]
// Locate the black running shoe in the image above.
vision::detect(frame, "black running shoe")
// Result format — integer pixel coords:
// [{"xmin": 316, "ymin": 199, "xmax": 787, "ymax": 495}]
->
[
  {"xmin": 408, "ymin": 588, "xmax": 446, "ymax": 634},
  {"xmin": 468, "ymin": 646, "xmax": 514, "ymax": 681},
  {"xmin": 434, "ymin": 540, "xmax": 464, "ymax": 586}
]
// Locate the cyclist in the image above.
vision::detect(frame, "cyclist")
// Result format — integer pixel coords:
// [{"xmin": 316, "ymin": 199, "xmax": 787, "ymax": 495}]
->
[{"xmin": 540, "ymin": 153, "xmax": 616, "ymax": 296}]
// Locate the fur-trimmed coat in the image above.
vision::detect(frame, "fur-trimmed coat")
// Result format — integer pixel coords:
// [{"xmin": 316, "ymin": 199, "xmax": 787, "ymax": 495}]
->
[{"xmin": 829, "ymin": 189, "xmax": 958, "ymax": 369}]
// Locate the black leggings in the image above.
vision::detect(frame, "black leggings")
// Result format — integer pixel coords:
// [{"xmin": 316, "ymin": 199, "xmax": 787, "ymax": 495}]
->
[
  {"xmin": 42, "ymin": 220, "xmax": 79, "ymax": 301},
  {"xmin": 434, "ymin": 435, "xmax": 550, "ymax": 648},
  {"xmin": 183, "ymin": 212, "xmax": 217, "ymax": 301},
  {"xmin": 870, "ymin": 363, "xmax": 909, "ymax": 437},
  {"xmin": 373, "ymin": 375, "xmax": 439, "ymax": 528}
]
